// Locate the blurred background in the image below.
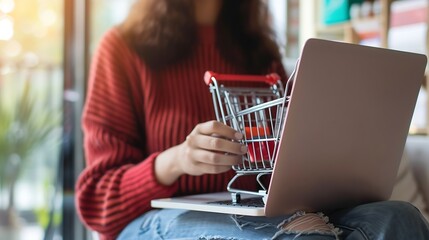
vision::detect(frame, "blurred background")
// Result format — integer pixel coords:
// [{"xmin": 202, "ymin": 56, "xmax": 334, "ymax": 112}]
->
[{"xmin": 0, "ymin": 0, "xmax": 427, "ymax": 239}]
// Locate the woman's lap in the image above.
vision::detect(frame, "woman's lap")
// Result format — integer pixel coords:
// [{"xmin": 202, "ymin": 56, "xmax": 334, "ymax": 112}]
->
[
  {"xmin": 329, "ymin": 201, "xmax": 429, "ymax": 240},
  {"xmin": 117, "ymin": 209, "xmax": 336, "ymax": 240},
  {"xmin": 117, "ymin": 201, "xmax": 429, "ymax": 240}
]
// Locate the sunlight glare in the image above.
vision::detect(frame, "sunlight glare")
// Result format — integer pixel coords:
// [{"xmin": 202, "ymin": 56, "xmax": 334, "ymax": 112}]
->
[
  {"xmin": 40, "ymin": 9, "xmax": 57, "ymax": 27},
  {"xmin": 0, "ymin": 0, "xmax": 14, "ymax": 13},
  {"xmin": 0, "ymin": 15, "xmax": 13, "ymax": 40}
]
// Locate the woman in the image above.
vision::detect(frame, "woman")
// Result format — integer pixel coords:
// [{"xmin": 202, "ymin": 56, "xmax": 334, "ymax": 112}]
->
[{"xmin": 76, "ymin": 0, "xmax": 429, "ymax": 239}]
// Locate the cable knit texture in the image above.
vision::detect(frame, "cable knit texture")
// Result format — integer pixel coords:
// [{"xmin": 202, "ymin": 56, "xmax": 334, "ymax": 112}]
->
[{"xmin": 75, "ymin": 26, "xmax": 287, "ymax": 240}]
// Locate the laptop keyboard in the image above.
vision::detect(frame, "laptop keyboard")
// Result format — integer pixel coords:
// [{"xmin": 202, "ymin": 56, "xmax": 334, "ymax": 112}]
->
[{"xmin": 208, "ymin": 197, "xmax": 265, "ymax": 208}]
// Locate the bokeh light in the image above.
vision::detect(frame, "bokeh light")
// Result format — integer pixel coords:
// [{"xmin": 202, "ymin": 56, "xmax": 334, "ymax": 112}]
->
[
  {"xmin": 0, "ymin": 0, "xmax": 15, "ymax": 14},
  {"xmin": 39, "ymin": 9, "xmax": 57, "ymax": 27},
  {"xmin": 0, "ymin": 15, "xmax": 13, "ymax": 40},
  {"xmin": 22, "ymin": 52, "xmax": 40, "ymax": 67},
  {"xmin": 4, "ymin": 40, "xmax": 22, "ymax": 57}
]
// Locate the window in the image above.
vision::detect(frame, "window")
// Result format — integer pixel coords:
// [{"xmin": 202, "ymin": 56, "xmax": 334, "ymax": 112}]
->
[{"xmin": 0, "ymin": 0, "xmax": 63, "ymax": 239}]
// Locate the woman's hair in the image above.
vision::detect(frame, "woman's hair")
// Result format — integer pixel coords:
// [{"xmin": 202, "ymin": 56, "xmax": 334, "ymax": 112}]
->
[{"xmin": 119, "ymin": 0, "xmax": 281, "ymax": 73}]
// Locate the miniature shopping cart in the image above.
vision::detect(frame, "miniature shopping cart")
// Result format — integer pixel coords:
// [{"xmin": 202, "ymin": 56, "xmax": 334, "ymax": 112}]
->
[{"xmin": 204, "ymin": 70, "xmax": 294, "ymax": 204}]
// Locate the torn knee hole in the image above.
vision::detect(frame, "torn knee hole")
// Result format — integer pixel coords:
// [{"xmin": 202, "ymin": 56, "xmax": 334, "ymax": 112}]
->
[{"xmin": 280, "ymin": 212, "xmax": 334, "ymax": 233}]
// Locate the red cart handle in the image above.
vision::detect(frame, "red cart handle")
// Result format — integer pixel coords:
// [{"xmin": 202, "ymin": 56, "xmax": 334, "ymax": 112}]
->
[{"xmin": 204, "ymin": 71, "xmax": 280, "ymax": 86}]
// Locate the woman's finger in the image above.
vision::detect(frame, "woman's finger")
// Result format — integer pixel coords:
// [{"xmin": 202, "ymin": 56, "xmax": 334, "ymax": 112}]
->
[
  {"xmin": 187, "ymin": 134, "xmax": 247, "ymax": 155},
  {"xmin": 191, "ymin": 149, "xmax": 242, "ymax": 166},
  {"xmin": 193, "ymin": 120, "xmax": 243, "ymax": 140},
  {"xmin": 193, "ymin": 162, "xmax": 233, "ymax": 175}
]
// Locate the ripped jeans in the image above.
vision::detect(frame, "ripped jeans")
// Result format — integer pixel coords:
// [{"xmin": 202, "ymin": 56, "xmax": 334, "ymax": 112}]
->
[{"xmin": 117, "ymin": 201, "xmax": 429, "ymax": 240}]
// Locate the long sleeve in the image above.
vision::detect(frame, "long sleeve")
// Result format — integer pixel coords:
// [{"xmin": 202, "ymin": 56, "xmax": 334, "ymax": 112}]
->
[{"xmin": 75, "ymin": 29, "xmax": 178, "ymax": 239}]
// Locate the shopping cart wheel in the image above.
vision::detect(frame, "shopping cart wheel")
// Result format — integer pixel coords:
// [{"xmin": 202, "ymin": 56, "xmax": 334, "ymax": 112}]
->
[{"xmin": 231, "ymin": 192, "xmax": 241, "ymax": 204}]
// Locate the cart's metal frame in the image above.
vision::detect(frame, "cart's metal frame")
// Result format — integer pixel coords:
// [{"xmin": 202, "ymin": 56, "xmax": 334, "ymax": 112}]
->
[{"xmin": 204, "ymin": 70, "xmax": 295, "ymax": 203}]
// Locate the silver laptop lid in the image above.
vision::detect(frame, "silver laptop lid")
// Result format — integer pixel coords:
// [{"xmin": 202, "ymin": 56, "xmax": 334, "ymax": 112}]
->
[{"xmin": 265, "ymin": 39, "xmax": 427, "ymax": 217}]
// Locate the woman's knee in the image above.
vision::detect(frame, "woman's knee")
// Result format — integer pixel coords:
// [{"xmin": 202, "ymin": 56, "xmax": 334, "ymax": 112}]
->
[
  {"xmin": 331, "ymin": 201, "xmax": 426, "ymax": 230},
  {"xmin": 369, "ymin": 201, "xmax": 423, "ymax": 221},
  {"xmin": 330, "ymin": 201, "xmax": 429, "ymax": 240}
]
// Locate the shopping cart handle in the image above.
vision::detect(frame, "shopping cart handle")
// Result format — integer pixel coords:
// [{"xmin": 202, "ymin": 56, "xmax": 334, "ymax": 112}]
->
[{"xmin": 204, "ymin": 71, "xmax": 280, "ymax": 86}]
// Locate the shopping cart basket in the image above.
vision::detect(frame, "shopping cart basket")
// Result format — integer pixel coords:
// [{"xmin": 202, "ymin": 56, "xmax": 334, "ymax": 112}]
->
[{"xmin": 204, "ymin": 70, "xmax": 294, "ymax": 203}]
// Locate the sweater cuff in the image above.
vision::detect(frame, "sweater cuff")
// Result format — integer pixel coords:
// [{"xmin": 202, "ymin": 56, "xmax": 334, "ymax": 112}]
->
[{"xmin": 122, "ymin": 152, "xmax": 179, "ymax": 200}]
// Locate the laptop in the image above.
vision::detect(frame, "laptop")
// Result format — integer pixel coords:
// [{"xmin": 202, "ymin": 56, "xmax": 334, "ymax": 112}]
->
[{"xmin": 151, "ymin": 38, "xmax": 427, "ymax": 217}]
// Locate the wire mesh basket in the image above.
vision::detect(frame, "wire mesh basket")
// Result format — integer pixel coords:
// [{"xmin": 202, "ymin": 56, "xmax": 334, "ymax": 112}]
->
[{"xmin": 204, "ymin": 70, "xmax": 294, "ymax": 203}]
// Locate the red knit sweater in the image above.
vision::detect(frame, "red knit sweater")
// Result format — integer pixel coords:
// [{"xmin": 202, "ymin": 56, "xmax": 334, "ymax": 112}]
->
[{"xmin": 76, "ymin": 27, "xmax": 287, "ymax": 240}]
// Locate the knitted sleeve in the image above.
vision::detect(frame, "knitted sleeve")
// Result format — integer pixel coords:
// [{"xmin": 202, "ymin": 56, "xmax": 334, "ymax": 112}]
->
[{"xmin": 75, "ymin": 29, "xmax": 178, "ymax": 239}]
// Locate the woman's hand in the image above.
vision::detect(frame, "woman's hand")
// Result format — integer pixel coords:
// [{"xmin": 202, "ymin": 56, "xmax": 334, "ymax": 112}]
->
[
  {"xmin": 178, "ymin": 120, "xmax": 247, "ymax": 176},
  {"xmin": 155, "ymin": 121, "xmax": 247, "ymax": 186}
]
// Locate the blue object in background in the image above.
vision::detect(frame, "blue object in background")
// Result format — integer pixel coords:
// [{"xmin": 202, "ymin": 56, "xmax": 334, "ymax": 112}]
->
[{"xmin": 323, "ymin": 0, "xmax": 364, "ymax": 25}]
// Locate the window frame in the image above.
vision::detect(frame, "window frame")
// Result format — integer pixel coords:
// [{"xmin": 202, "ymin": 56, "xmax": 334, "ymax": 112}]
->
[{"xmin": 62, "ymin": 0, "xmax": 90, "ymax": 239}]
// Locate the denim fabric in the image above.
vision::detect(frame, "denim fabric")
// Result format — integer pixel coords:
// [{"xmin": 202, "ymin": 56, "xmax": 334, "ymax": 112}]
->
[{"xmin": 117, "ymin": 201, "xmax": 429, "ymax": 240}]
